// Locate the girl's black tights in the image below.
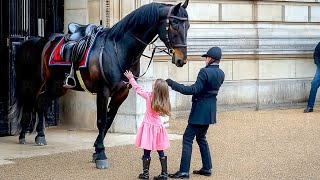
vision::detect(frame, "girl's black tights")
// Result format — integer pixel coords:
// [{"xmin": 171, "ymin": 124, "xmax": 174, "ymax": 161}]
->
[{"xmin": 143, "ymin": 149, "xmax": 164, "ymax": 158}]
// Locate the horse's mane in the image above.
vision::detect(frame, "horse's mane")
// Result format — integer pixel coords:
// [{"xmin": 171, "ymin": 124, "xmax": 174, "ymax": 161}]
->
[{"xmin": 107, "ymin": 3, "xmax": 167, "ymax": 40}]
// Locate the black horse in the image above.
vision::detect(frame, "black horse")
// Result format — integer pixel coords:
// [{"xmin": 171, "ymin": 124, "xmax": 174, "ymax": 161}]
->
[{"xmin": 9, "ymin": 1, "xmax": 190, "ymax": 169}]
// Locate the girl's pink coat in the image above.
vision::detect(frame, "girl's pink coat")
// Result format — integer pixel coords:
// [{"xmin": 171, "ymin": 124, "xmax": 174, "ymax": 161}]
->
[{"xmin": 129, "ymin": 78, "xmax": 170, "ymax": 151}]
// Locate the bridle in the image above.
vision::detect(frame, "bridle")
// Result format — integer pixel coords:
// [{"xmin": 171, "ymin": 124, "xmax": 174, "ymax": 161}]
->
[
  {"xmin": 114, "ymin": 5, "xmax": 188, "ymax": 79},
  {"xmin": 165, "ymin": 5, "xmax": 188, "ymax": 54}
]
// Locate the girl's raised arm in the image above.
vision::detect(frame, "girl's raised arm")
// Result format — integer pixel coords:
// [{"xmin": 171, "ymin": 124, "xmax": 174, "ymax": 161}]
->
[
  {"xmin": 128, "ymin": 78, "xmax": 149, "ymax": 99},
  {"xmin": 124, "ymin": 70, "xmax": 149, "ymax": 99}
]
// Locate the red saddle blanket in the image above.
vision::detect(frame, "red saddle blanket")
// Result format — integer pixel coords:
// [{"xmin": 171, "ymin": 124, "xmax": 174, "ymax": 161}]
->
[{"xmin": 48, "ymin": 31, "xmax": 101, "ymax": 68}]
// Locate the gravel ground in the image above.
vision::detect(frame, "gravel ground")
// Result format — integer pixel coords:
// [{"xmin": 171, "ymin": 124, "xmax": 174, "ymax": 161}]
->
[{"xmin": 1, "ymin": 109, "xmax": 320, "ymax": 180}]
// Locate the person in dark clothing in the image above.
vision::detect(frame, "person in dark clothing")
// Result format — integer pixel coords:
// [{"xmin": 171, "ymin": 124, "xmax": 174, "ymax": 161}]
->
[
  {"xmin": 166, "ymin": 46, "xmax": 225, "ymax": 179},
  {"xmin": 304, "ymin": 42, "xmax": 320, "ymax": 113}
]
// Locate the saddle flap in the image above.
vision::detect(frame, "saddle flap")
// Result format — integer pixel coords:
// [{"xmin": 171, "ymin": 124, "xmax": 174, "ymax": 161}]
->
[{"xmin": 60, "ymin": 41, "xmax": 77, "ymax": 62}]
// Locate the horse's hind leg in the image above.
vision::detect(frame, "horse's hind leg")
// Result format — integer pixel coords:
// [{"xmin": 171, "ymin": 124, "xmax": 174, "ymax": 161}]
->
[
  {"xmin": 34, "ymin": 110, "xmax": 47, "ymax": 146},
  {"xmin": 92, "ymin": 85, "xmax": 129, "ymax": 162},
  {"xmin": 18, "ymin": 111, "xmax": 32, "ymax": 144},
  {"xmin": 33, "ymin": 79, "xmax": 66, "ymax": 145},
  {"xmin": 94, "ymin": 85, "xmax": 110, "ymax": 169},
  {"xmin": 18, "ymin": 128, "xmax": 26, "ymax": 144}
]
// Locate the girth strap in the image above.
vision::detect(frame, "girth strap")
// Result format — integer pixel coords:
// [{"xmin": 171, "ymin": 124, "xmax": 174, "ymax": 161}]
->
[
  {"xmin": 99, "ymin": 45, "xmax": 110, "ymax": 86},
  {"xmin": 76, "ymin": 70, "xmax": 96, "ymax": 95}
]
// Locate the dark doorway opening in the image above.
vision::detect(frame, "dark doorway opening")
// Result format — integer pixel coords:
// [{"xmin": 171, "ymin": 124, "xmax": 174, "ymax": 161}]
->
[{"xmin": 0, "ymin": 0, "xmax": 64, "ymax": 136}]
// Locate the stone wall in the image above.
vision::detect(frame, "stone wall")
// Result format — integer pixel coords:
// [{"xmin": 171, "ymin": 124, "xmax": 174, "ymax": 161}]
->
[
  {"xmin": 60, "ymin": 0, "xmax": 320, "ymax": 133},
  {"xmin": 152, "ymin": 0, "xmax": 320, "ymax": 117}
]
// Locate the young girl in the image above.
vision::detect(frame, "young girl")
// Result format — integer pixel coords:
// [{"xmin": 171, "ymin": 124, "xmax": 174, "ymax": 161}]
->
[{"xmin": 124, "ymin": 70, "xmax": 171, "ymax": 180}]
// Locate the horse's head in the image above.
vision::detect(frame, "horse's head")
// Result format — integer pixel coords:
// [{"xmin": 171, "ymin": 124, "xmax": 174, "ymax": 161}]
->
[{"xmin": 158, "ymin": 0, "xmax": 190, "ymax": 67}]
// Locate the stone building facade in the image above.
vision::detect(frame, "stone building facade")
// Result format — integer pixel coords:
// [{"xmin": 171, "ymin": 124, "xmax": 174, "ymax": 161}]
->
[{"xmin": 60, "ymin": 0, "xmax": 320, "ymax": 133}]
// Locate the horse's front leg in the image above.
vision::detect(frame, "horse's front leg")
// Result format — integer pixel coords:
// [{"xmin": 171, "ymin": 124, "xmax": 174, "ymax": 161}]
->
[
  {"xmin": 105, "ymin": 87, "xmax": 130, "ymax": 131},
  {"xmin": 34, "ymin": 110, "xmax": 47, "ymax": 146},
  {"xmin": 93, "ymin": 86, "xmax": 130, "ymax": 162},
  {"xmin": 94, "ymin": 85, "xmax": 110, "ymax": 169}
]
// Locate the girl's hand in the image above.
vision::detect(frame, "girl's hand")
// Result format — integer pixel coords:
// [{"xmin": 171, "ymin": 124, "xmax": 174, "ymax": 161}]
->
[{"xmin": 124, "ymin": 70, "xmax": 134, "ymax": 80}]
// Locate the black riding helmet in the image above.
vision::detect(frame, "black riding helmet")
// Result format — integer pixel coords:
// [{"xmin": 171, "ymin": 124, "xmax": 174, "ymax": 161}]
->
[{"xmin": 201, "ymin": 47, "xmax": 222, "ymax": 61}]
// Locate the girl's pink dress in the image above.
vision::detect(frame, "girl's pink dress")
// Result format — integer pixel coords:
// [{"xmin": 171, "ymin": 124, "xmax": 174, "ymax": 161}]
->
[{"xmin": 129, "ymin": 78, "xmax": 170, "ymax": 151}]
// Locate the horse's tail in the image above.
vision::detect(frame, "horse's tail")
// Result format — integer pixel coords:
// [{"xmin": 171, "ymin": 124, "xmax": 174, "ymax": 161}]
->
[
  {"xmin": 8, "ymin": 100, "xmax": 23, "ymax": 131},
  {"xmin": 8, "ymin": 37, "xmax": 48, "ymax": 133}
]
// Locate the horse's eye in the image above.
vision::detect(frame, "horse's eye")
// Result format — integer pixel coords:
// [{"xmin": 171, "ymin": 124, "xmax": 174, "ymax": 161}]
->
[
  {"xmin": 171, "ymin": 24, "xmax": 179, "ymax": 30},
  {"xmin": 171, "ymin": 20, "xmax": 179, "ymax": 30}
]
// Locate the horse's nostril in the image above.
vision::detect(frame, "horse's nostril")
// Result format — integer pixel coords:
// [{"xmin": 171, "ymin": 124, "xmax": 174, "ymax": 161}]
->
[{"xmin": 176, "ymin": 59, "xmax": 185, "ymax": 67}]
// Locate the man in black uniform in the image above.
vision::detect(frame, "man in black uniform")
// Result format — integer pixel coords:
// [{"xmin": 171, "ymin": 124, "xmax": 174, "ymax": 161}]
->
[{"xmin": 167, "ymin": 47, "xmax": 225, "ymax": 179}]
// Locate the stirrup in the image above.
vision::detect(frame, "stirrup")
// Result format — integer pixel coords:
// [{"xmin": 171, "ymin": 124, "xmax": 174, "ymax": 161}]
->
[
  {"xmin": 63, "ymin": 75, "xmax": 76, "ymax": 88},
  {"xmin": 63, "ymin": 64, "xmax": 76, "ymax": 88}
]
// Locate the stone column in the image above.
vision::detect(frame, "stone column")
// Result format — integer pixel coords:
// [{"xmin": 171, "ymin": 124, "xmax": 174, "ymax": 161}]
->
[
  {"xmin": 61, "ymin": 0, "xmax": 99, "ymax": 129},
  {"xmin": 61, "ymin": 0, "xmax": 112, "ymax": 130}
]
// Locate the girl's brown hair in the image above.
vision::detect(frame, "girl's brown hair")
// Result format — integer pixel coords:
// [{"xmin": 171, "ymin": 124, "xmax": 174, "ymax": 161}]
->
[{"xmin": 151, "ymin": 79, "xmax": 171, "ymax": 116}]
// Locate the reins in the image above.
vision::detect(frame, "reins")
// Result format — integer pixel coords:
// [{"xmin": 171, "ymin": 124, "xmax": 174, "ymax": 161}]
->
[
  {"xmin": 113, "ymin": 37, "xmax": 156, "ymax": 79},
  {"xmin": 114, "ymin": 32, "xmax": 172, "ymax": 79}
]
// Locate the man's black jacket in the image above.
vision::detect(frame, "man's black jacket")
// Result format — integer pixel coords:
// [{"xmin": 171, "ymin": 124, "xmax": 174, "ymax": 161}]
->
[{"xmin": 167, "ymin": 64, "xmax": 225, "ymax": 125}]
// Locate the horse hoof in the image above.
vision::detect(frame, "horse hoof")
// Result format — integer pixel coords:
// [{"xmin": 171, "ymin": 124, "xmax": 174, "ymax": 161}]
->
[
  {"xmin": 96, "ymin": 160, "xmax": 110, "ymax": 169},
  {"xmin": 35, "ymin": 136, "xmax": 47, "ymax": 146},
  {"xmin": 19, "ymin": 138, "xmax": 26, "ymax": 144},
  {"xmin": 92, "ymin": 153, "xmax": 98, "ymax": 163}
]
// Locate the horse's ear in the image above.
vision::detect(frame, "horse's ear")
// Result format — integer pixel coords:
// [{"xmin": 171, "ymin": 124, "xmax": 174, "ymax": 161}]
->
[
  {"xmin": 173, "ymin": 3, "xmax": 182, "ymax": 14},
  {"xmin": 182, "ymin": 0, "xmax": 189, "ymax": 9}
]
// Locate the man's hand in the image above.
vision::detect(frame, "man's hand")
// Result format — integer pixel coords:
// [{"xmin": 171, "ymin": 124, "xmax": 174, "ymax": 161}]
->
[
  {"xmin": 166, "ymin": 79, "xmax": 173, "ymax": 86},
  {"xmin": 124, "ymin": 70, "xmax": 134, "ymax": 80}
]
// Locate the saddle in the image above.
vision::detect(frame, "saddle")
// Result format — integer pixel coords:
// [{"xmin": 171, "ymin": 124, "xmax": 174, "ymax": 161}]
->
[
  {"xmin": 61, "ymin": 22, "xmax": 102, "ymax": 88},
  {"xmin": 68, "ymin": 23, "xmax": 97, "ymax": 41},
  {"xmin": 60, "ymin": 23, "xmax": 98, "ymax": 64}
]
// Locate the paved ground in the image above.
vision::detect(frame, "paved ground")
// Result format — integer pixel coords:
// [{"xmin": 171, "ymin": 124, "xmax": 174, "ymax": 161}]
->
[
  {"xmin": 0, "ymin": 128, "xmax": 181, "ymax": 166},
  {"xmin": 1, "ymin": 109, "xmax": 320, "ymax": 180}
]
